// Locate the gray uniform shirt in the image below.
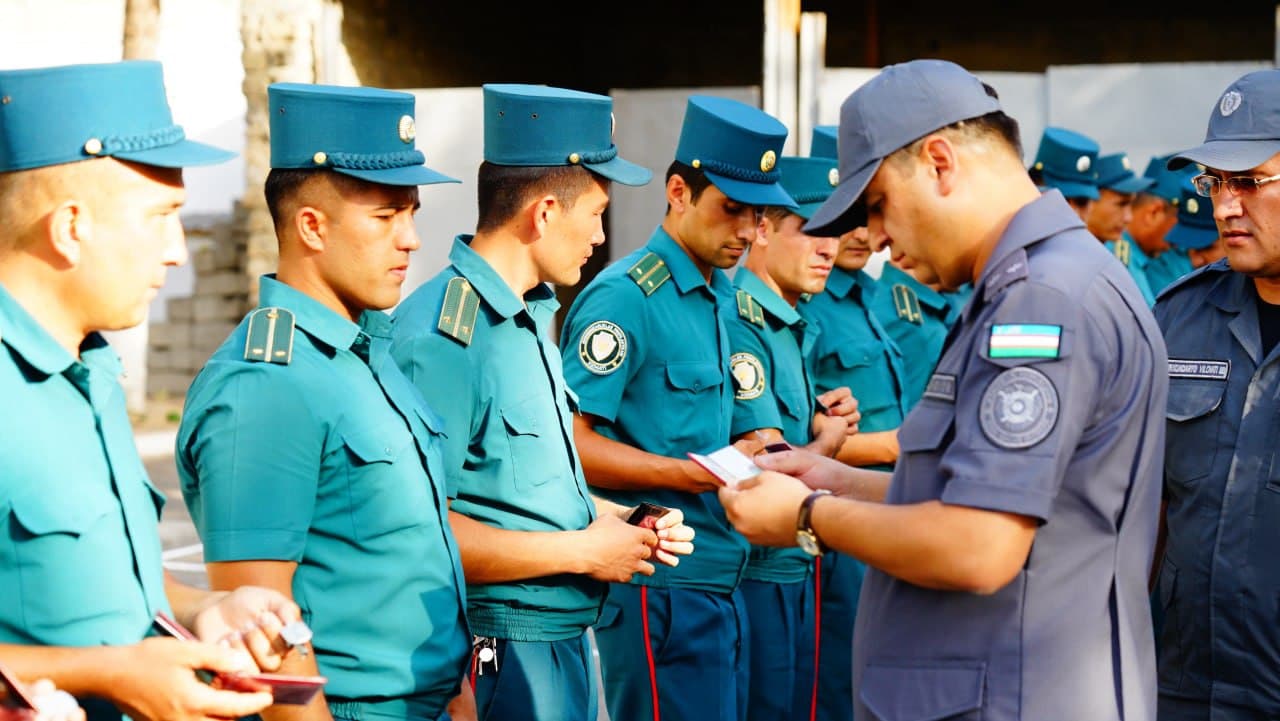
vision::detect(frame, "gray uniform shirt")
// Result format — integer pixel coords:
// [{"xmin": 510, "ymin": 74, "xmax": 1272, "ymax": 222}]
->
[{"xmin": 852, "ymin": 191, "xmax": 1167, "ymax": 721}]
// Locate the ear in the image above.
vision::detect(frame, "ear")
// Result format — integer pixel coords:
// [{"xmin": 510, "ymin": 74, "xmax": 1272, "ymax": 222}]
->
[
  {"xmin": 46, "ymin": 199, "xmax": 86, "ymax": 268},
  {"xmin": 294, "ymin": 205, "xmax": 327, "ymax": 252},
  {"xmin": 920, "ymin": 135, "xmax": 959, "ymax": 196},
  {"xmin": 666, "ymin": 174, "xmax": 689, "ymax": 213},
  {"xmin": 528, "ymin": 193, "xmax": 559, "ymax": 241}
]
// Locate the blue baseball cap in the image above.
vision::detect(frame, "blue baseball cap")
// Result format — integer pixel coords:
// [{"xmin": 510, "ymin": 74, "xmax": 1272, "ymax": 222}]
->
[
  {"xmin": 1170, "ymin": 69, "xmax": 1280, "ymax": 172},
  {"xmin": 804, "ymin": 59, "xmax": 1000, "ymax": 236},
  {"xmin": 1166, "ymin": 182, "xmax": 1218, "ymax": 250},
  {"xmin": 1031, "ymin": 127, "xmax": 1100, "ymax": 201},
  {"xmin": 482, "ymin": 84, "xmax": 651, "ymax": 186},
  {"xmin": 0, "ymin": 60, "xmax": 234, "ymax": 172},
  {"xmin": 775, "ymin": 156, "xmax": 839, "ymax": 220},
  {"xmin": 268, "ymin": 82, "xmax": 456, "ymax": 186},
  {"xmin": 1095, "ymin": 153, "xmax": 1154, "ymax": 194},
  {"xmin": 1142, "ymin": 154, "xmax": 1194, "ymax": 203},
  {"xmin": 810, "ymin": 125, "xmax": 838, "ymax": 160},
  {"xmin": 674, "ymin": 96, "xmax": 795, "ymax": 208}
]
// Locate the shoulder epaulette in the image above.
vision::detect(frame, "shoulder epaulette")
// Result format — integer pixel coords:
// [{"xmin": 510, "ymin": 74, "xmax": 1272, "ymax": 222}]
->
[
  {"xmin": 627, "ymin": 252, "xmax": 671, "ymax": 296},
  {"xmin": 437, "ymin": 276, "xmax": 480, "ymax": 346},
  {"xmin": 243, "ymin": 307, "xmax": 295, "ymax": 364},
  {"xmin": 1113, "ymin": 238, "xmax": 1131, "ymax": 266},
  {"xmin": 892, "ymin": 284, "xmax": 923, "ymax": 324},
  {"xmin": 1155, "ymin": 257, "xmax": 1230, "ymax": 303},
  {"xmin": 735, "ymin": 289, "xmax": 766, "ymax": 328}
]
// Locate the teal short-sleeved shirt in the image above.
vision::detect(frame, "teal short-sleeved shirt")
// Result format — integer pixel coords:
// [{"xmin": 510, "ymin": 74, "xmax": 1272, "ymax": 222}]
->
[
  {"xmin": 801, "ymin": 267, "xmax": 908, "ymax": 436},
  {"xmin": 560, "ymin": 227, "xmax": 749, "ymax": 594},
  {"xmin": 391, "ymin": 236, "xmax": 601, "ymax": 642},
  {"xmin": 725, "ymin": 269, "xmax": 816, "ymax": 584},
  {"xmin": 1145, "ymin": 247, "xmax": 1194, "ymax": 298},
  {"xmin": 1105, "ymin": 235, "xmax": 1157, "ymax": 307},
  {"xmin": 870, "ymin": 264, "xmax": 954, "ymax": 410},
  {"xmin": 0, "ymin": 284, "xmax": 170, "ymax": 721},
  {"xmin": 178, "ymin": 276, "xmax": 469, "ymax": 715}
]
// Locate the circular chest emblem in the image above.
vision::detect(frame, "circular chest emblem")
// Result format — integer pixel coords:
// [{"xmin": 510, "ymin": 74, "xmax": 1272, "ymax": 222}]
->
[
  {"xmin": 1186, "ymin": 197, "xmax": 1200, "ymax": 215},
  {"xmin": 398, "ymin": 115, "xmax": 417, "ymax": 143},
  {"xmin": 578, "ymin": 321, "xmax": 627, "ymax": 375},
  {"xmin": 1221, "ymin": 90, "xmax": 1243, "ymax": 117},
  {"xmin": 730, "ymin": 352, "xmax": 766, "ymax": 400},
  {"xmin": 1075, "ymin": 155, "xmax": 1091, "ymax": 174},
  {"xmin": 760, "ymin": 150, "xmax": 777, "ymax": 173},
  {"xmin": 979, "ymin": 366, "xmax": 1059, "ymax": 449}
]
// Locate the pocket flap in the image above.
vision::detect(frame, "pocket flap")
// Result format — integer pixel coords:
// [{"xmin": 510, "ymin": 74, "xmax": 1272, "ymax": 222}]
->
[
  {"xmin": 1166, "ymin": 380, "xmax": 1226, "ymax": 423},
  {"xmin": 340, "ymin": 424, "xmax": 410, "ymax": 464},
  {"xmin": 665, "ymin": 362, "xmax": 722, "ymax": 392},
  {"xmin": 836, "ymin": 341, "xmax": 877, "ymax": 369},
  {"xmin": 860, "ymin": 660, "xmax": 985, "ymax": 721},
  {"xmin": 10, "ymin": 494, "xmax": 112, "ymax": 537},
  {"xmin": 500, "ymin": 404, "xmax": 541, "ymax": 437}
]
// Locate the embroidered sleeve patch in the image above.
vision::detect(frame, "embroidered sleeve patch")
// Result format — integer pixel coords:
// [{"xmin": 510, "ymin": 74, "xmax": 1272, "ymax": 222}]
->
[
  {"xmin": 979, "ymin": 366, "xmax": 1060, "ymax": 449},
  {"xmin": 1168, "ymin": 359, "xmax": 1229, "ymax": 380},
  {"xmin": 923, "ymin": 373, "xmax": 957, "ymax": 402},
  {"xmin": 988, "ymin": 324, "xmax": 1061, "ymax": 359},
  {"xmin": 578, "ymin": 321, "xmax": 627, "ymax": 375},
  {"xmin": 730, "ymin": 352, "xmax": 766, "ymax": 400}
]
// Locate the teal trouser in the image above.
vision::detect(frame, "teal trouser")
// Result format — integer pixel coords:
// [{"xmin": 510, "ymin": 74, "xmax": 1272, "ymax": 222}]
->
[
  {"xmin": 816, "ymin": 552, "xmax": 864, "ymax": 721},
  {"xmin": 741, "ymin": 573, "xmax": 818, "ymax": 721},
  {"xmin": 594, "ymin": 583, "xmax": 750, "ymax": 721},
  {"xmin": 471, "ymin": 633, "xmax": 596, "ymax": 721},
  {"xmin": 328, "ymin": 695, "xmax": 450, "ymax": 721}
]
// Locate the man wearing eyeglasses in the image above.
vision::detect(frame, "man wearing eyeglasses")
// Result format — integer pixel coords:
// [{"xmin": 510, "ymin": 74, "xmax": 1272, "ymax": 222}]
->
[{"xmin": 1153, "ymin": 68, "xmax": 1280, "ymax": 721}]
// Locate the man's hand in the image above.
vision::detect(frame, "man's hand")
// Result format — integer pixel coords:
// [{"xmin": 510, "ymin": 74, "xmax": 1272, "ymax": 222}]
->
[
  {"xmin": 817, "ymin": 387, "xmax": 860, "ymax": 435},
  {"xmin": 188, "ymin": 587, "xmax": 302, "ymax": 672},
  {"xmin": 24, "ymin": 679, "xmax": 84, "ymax": 721},
  {"xmin": 650, "ymin": 508, "xmax": 695, "ymax": 566},
  {"xmin": 106, "ymin": 637, "xmax": 273, "ymax": 721},
  {"xmin": 753, "ymin": 449, "xmax": 856, "ymax": 495},
  {"xmin": 810, "ymin": 413, "xmax": 849, "ymax": 458},
  {"xmin": 577, "ymin": 514, "xmax": 659, "ymax": 582},
  {"xmin": 718, "ymin": 472, "xmax": 812, "ymax": 547}
]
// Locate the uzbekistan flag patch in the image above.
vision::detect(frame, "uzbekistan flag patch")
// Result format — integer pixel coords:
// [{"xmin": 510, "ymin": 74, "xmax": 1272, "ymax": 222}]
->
[{"xmin": 989, "ymin": 324, "xmax": 1061, "ymax": 359}]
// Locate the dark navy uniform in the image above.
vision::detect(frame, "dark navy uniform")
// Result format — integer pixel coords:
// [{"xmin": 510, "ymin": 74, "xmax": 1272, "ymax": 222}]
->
[
  {"xmin": 852, "ymin": 191, "xmax": 1166, "ymax": 721},
  {"xmin": 1154, "ymin": 260, "xmax": 1280, "ymax": 720}
]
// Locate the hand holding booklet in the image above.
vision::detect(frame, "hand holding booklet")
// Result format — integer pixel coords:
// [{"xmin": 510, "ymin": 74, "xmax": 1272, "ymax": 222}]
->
[{"xmin": 688, "ymin": 445, "xmax": 762, "ymax": 488}]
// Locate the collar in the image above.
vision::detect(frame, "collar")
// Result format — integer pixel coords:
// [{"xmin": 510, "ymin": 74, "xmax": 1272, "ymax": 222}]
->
[
  {"xmin": 1122, "ymin": 232, "xmax": 1151, "ymax": 269},
  {"xmin": 0, "ymin": 282, "xmax": 115, "ymax": 377},
  {"xmin": 879, "ymin": 264, "xmax": 949, "ymax": 311},
  {"xmin": 823, "ymin": 266, "xmax": 857, "ymax": 299},
  {"xmin": 647, "ymin": 226, "xmax": 732, "ymax": 297},
  {"xmin": 1204, "ymin": 261, "xmax": 1253, "ymax": 314},
  {"xmin": 735, "ymin": 268, "xmax": 803, "ymax": 327},
  {"xmin": 257, "ymin": 274, "xmax": 380, "ymax": 350},
  {"xmin": 978, "ymin": 190, "xmax": 1085, "ymax": 305},
  {"xmin": 448, "ymin": 235, "xmax": 557, "ymax": 321}
]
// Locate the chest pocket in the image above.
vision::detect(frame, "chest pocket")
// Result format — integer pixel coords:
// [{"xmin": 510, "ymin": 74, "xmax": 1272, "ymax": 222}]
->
[
  {"xmin": 339, "ymin": 421, "xmax": 425, "ymax": 542},
  {"xmin": 1164, "ymin": 379, "xmax": 1227, "ymax": 486},
  {"xmin": 834, "ymin": 341, "xmax": 898, "ymax": 417},
  {"xmin": 860, "ymin": 659, "xmax": 985, "ymax": 721},
  {"xmin": 775, "ymin": 384, "xmax": 811, "ymax": 434},
  {"xmin": 500, "ymin": 395, "xmax": 566, "ymax": 489},
  {"xmin": 663, "ymin": 361, "xmax": 724, "ymax": 448}
]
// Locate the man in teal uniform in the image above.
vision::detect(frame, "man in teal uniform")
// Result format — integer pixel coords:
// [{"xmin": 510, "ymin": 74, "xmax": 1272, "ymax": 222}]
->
[
  {"xmin": 800, "ymin": 137, "xmax": 911, "ymax": 721},
  {"xmin": 560, "ymin": 96, "xmax": 797, "ymax": 721},
  {"xmin": 869, "ymin": 256, "xmax": 955, "ymax": 410},
  {"xmin": 727, "ymin": 155, "xmax": 850, "ymax": 721},
  {"xmin": 1166, "ymin": 182, "xmax": 1225, "ymax": 271},
  {"xmin": 390, "ymin": 84, "xmax": 694, "ymax": 721},
  {"xmin": 0, "ymin": 61, "xmax": 301, "ymax": 721},
  {"xmin": 1030, "ymin": 126, "xmax": 1100, "ymax": 220},
  {"xmin": 1135, "ymin": 155, "xmax": 1195, "ymax": 295},
  {"xmin": 1092, "ymin": 152, "xmax": 1158, "ymax": 305},
  {"xmin": 178, "ymin": 83, "xmax": 470, "ymax": 721}
]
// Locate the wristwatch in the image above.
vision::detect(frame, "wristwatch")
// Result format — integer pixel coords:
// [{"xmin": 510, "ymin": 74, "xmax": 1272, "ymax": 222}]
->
[{"xmin": 796, "ymin": 490, "xmax": 832, "ymax": 557}]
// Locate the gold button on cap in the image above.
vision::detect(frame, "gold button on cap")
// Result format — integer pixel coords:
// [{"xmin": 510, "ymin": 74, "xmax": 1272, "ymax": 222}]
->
[
  {"xmin": 569, "ymin": 153, "xmax": 581, "ymax": 164},
  {"xmin": 83, "ymin": 138, "xmax": 103, "ymax": 155},
  {"xmin": 760, "ymin": 150, "xmax": 776, "ymax": 172},
  {"xmin": 313, "ymin": 151, "xmax": 327, "ymax": 165}
]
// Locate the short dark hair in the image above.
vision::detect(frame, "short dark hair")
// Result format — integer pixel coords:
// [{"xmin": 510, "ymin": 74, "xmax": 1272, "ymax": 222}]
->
[
  {"xmin": 263, "ymin": 167, "xmax": 370, "ymax": 231},
  {"xmin": 664, "ymin": 160, "xmax": 715, "ymax": 214},
  {"xmin": 475, "ymin": 162, "xmax": 597, "ymax": 232}
]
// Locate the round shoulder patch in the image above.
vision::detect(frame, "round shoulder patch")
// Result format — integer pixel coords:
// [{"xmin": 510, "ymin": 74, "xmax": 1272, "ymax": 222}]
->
[
  {"xmin": 730, "ymin": 352, "xmax": 766, "ymax": 400},
  {"xmin": 578, "ymin": 320, "xmax": 627, "ymax": 375},
  {"xmin": 979, "ymin": 366, "xmax": 1059, "ymax": 449}
]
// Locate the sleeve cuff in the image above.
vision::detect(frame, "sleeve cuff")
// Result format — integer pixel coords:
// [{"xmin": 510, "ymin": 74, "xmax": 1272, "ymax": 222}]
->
[
  {"xmin": 200, "ymin": 529, "xmax": 308, "ymax": 563},
  {"xmin": 940, "ymin": 477, "xmax": 1055, "ymax": 523}
]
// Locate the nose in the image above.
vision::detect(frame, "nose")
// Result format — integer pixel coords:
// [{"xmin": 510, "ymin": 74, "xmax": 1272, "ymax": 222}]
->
[
  {"xmin": 1212, "ymin": 192, "xmax": 1243, "ymax": 224},
  {"xmin": 1121, "ymin": 204, "xmax": 1133, "ymax": 228},
  {"xmin": 163, "ymin": 218, "xmax": 189, "ymax": 267},
  {"xmin": 816, "ymin": 236, "xmax": 838, "ymax": 260},
  {"xmin": 736, "ymin": 214, "xmax": 759, "ymax": 242},
  {"xmin": 866, "ymin": 222, "xmax": 890, "ymax": 253},
  {"xmin": 399, "ymin": 217, "xmax": 421, "ymax": 252},
  {"xmin": 592, "ymin": 218, "xmax": 606, "ymax": 247}
]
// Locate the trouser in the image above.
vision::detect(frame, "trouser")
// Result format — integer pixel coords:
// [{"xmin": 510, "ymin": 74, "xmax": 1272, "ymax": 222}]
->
[
  {"xmin": 816, "ymin": 552, "xmax": 864, "ymax": 721},
  {"xmin": 740, "ymin": 572, "xmax": 818, "ymax": 721},
  {"xmin": 470, "ymin": 633, "xmax": 596, "ymax": 721}
]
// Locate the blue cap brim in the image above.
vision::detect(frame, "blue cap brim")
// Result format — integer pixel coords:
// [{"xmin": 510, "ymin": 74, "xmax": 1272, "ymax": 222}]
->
[
  {"xmin": 586, "ymin": 156, "xmax": 652, "ymax": 187},
  {"xmin": 1040, "ymin": 177, "xmax": 1099, "ymax": 201},
  {"xmin": 802, "ymin": 159, "xmax": 879, "ymax": 237},
  {"xmin": 1103, "ymin": 176, "xmax": 1155, "ymax": 194},
  {"xmin": 335, "ymin": 164, "xmax": 459, "ymax": 186},
  {"xmin": 1168, "ymin": 139, "xmax": 1280, "ymax": 173},
  {"xmin": 115, "ymin": 139, "xmax": 236, "ymax": 168},
  {"xmin": 705, "ymin": 171, "xmax": 797, "ymax": 208},
  {"xmin": 1166, "ymin": 222, "xmax": 1218, "ymax": 250}
]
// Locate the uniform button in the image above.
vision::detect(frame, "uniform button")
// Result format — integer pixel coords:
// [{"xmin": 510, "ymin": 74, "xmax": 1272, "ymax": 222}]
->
[{"xmin": 384, "ymin": 446, "xmax": 392, "ymax": 454}]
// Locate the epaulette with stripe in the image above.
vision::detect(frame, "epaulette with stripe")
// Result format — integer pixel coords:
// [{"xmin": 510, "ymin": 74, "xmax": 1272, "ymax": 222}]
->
[
  {"xmin": 736, "ymin": 290, "xmax": 766, "ymax": 328},
  {"xmin": 243, "ymin": 307, "xmax": 295, "ymax": 364},
  {"xmin": 1113, "ymin": 238, "xmax": 1132, "ymax": 266},
  {"xmin": 437, "ymin": 276, "xmax": 480, "ymax": 346},
  {"xmin": 892, "ymin": 284, "xmax": 923, "ymax": 324},
  {"xmin": 627, "ymin": 252, "xmax": 671, "ymax": 296}
]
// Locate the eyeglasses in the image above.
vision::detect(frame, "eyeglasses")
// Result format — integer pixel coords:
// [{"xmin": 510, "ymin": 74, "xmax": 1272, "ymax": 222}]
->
[{"xmin": 1192, "ymin": 172, "xmax": 1280, "ymax": 198}]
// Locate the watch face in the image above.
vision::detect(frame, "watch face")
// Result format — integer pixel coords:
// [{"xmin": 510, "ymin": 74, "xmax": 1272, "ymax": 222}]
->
[{"xmin": 796, "ymin": 530, "xmax": 822, "ymax": 557}]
